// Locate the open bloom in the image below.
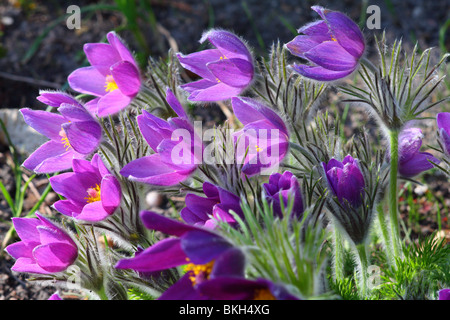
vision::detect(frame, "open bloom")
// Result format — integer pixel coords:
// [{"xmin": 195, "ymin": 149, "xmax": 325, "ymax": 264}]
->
[
  {"xmin": 68, "ymin": 31, "xmax": 141, "ymax": 117},
  {"xmin": 232, "ymin": 97, "xmax": 290, "ymax": 176},
  {"xmin": 49, "ymin": 154, "xmax": 121, "ymax": 222},
  {"xmin": 120, "ymin": 88, "xmax": 202, "ymax": 186},
  {"xmin": 177, "ymin": 29, "xmax": 254, "ymax": 102},
  {"xmin": 115, "ymin": 211, "xmax": 246, "ymax": 300},
  {"xmin": 322, "ymin": 155, "xmax": 365, "ymax": 209},
  {"xmin": 388, "ymin": 128, "xmax": 440, "ymax": 178},
  {"xmin": 263, "ymin": 171, "xmax": 304, "ymax": 218},
  {"xmin": 20, "ymin": 102, "xmax": 102, "ymax": 173},
  {"xmin": 286, "ymin": 6, "xmax": 365, "ymax": 81},
  {"xmin": 437, "ymin": 112, "xmax": 450, "ymax": 156},
  {"xmin": 5, "ymin": 213, "xmax": 78, "ymax": 274},
  {"xmin": 180, "ymin": 182, "xmax": 243, "ymax": 228},
  {"xmin": 198, "ymin": 277, "xmax": 299, "ymax": 300}
]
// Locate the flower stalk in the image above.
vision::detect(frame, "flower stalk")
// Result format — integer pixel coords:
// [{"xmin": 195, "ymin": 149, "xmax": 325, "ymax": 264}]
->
[
  {"xmin": 388, "ymin": 129, "xmax": 401, "ymax": 261},
  {"xmin": 354, "ymin": 242, "xmax": 369, "ymax": 298}
]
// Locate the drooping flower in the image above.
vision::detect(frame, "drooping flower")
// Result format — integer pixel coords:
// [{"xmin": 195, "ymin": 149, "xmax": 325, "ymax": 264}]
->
[
  {"xmin": 388, "ymin": 128, "xmax": 440, "ymax": 178},
  {"xmin": 120, "ymin": 88, "xmax": 202, "ymax": 186},
  {"xmin": 286, "ymin": 6, "xmax": 365, "ymax": 81},
  {"xmin": 232, "ymin": 97, "xmax": 290, "ymax": 176},
  {"xmin": 115, "ymin": 211, "xmax": 246, "ymax": 300},
  {"xmin": 49, "ymin": 154, "xmax": 121, "ymax": 222},
  {"xmin": 20, "ymin": 102, "xmax": 102, "ymax": 173},
  {"xmin": 322, "ymin": 155, "xmax": 365, "ymax": 209},
  {"xmin": 5, "ymin": 213, "xmax": 78, "ymax": 274},
  {"xmin": 263, "ymin": 171, "xmax": 304, "ymax": 218},
  {"xmin": 437, "ymin": 112, "xmax": 450, "ymax": 156},
  {"xmin": 68, "ymin": 31, "xmax": 141, "ymax": 117},
  {"xmin": 177, "ymin": 29, "xmax": 254, "ymax": 102},
  {"xmin": 198, "ymin": 277, "xmax": 300, "ymax": 300},
  {"xmin": 180, "ymin": 182, "xmax": 243, "ymax": 228},
  {"xmin": 439, "ymin": 289, "xmax": 450, "ymax": 300}
]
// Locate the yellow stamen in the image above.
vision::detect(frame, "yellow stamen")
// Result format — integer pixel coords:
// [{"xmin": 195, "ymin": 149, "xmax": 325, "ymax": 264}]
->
[
  {"xmin": 331, "ymin": 36, "xmax": 337, "ymax": 42},
  {"xmin": 253, "ymin": 288, "xmax": 276, "ymax": 300},
  {"xmin": 184, "ymin": 260, "xmax": 215, "ymax": 286},
  {"xmin": 59, "ymin": 129, "xmax": 71, "ymax": 151},
  {"xmin": 104, "ymin": 75, "xmax": 118, "ymax": 92},
  {"xmin": 216, "ymin": 77, "xmax": 221, "ymax": 83},
  {"xmin": 255, "ymin": 145, "xmax": 263, "ymax": 152},
  {"xmin": 85, "ymin": 184, "xmax": 101, "ymax": 203}
]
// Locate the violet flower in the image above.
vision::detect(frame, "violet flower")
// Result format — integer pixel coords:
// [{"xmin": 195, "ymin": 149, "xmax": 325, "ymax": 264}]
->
[
  {"xmin": 48, "ymin": 293, "xmax": 63, "ymax": 300},
  {"xmin": 232, "ymin": 97, "xmax": 290, "ymax": 176},
  {"xmin": 37, "ymin": 90, "xmax": 84, "ymax": 108},
  {"xmin": 177, "ymin": 29, "xmax": 254, "ymax": 102},
  {"xmin": 120, "ymin": 88, "xmax": 202, "ymax": 186},
  {"xmin": 389, "ymin": 128, "xmax": 440, "ymax": 178},
  {"xmin": 439, "ymin": 289, "xmax": 450, "ymax": 300},
  {"xmin": 180, "ymin": 182, "xmax": 243, "ymax": 228},
  {"xmin": 322, "ymin": 155, "xmax": 365, "ymax": 209},
  {"xmin": 5, "ymin": 213, "xmax": 78, "ymax": 274},
  {"xmin": 437, "ymin": 112, "xmax": 450, "ymax": 156},
  {"xmin": 263, "ymin": 171, "xmax": 304, "ymax": 218},
  {"xmin": 49, "ymin": 154, "xmax": 121, "ymax": 222},
  {"xmin": 20, "ymin": 103, "xmax": 102, "ymax": 173},
  {"xmin": 115, "ymin": 211, "xmax": 246, "ymax": 300},
  {"xmin": 68, "ymin": 31, "xmax": 141, "ymax": 117},
  {"xmin": 286, "ymin": 6, "xmax": 365, "ymax": 81},
  {"xmin": 198, "ymin": 277, "xmax": 299, "ymax": 300}
]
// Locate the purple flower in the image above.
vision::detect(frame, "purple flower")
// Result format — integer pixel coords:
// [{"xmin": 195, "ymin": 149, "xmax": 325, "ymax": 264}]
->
[
  {"xmin": 391, "ymin": 128, "xmax": 440, "ymax": 178},
  {"xmin": 120, "ymin": 89, "xmax": 202, "ymax": 186},
  {"xmin": 286, "ymin": 6, "xmax": 365, "ymax": 81},
  {"xmin": 115, "ymin": 211, "xmax": 245, "ymax": 300},
  {"xmin": 48, "ymin": 293, "xmax": 63, "ymax": 300},
  {"xmin": 439, "ymin": 289, "xmax": 450, "ymax": 300},
  {"xmin": 20, "ymin": 103, "xmax": 102, "ymax": 173},
  {"xmin": 322, "ymin": 155, "xmax": 365, "ymax": 209},
  {"xmin": 36, "ymin": 90, "xmax": 84, "ymax": 108},
  {"xmin": 180, "ymin": 182, "xmax": 243, "ymax": 228},
  {"xmin": 232, "ymin": 97, "xmax": 290, "ymax": 176},
  {"xmin": 198, "ymin": 277, "xmax": 299, "ymax": 300},
  {"xmin": 263, "ymin": 171, "xmax": 304, "ymax": 218},
  {"xmin": 68, "ymin": 31, "xmax": 141, "ymax": 117},
  {"xmin": 177, "ymin": 29, "xmax": 254, "ymax": 102},
  {"xmin": 5, "ymin": 213, "xmax": 78, "ymax": 274},
  {"xmin": 49, "ymin": 154, "xmax": 121, "ymax": 222},
  {"xmin": 437, "ymin": 112, "xmax": 450, "ymax": 156}
]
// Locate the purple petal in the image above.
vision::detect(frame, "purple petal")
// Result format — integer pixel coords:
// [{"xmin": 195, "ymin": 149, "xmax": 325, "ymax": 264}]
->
[
  {"xmin": 439, "ymin": 289, "xmax": 450, "ymax": 300},
  {"xmin": 48, "ymin": 293, "xmax": 62, "ymax": 300},
  {"xmin": 181, "ymin": 230, "xmax": 232, "ymax": 265},
  {"xmin": 63, "ymin": 121, "xmax": 101, "ymax": 155},
  {"xmin": 84, "ymin": 97, "xmax": 100, "ymax": 115},
  {"xmin": 139, "ymin": 211, "xmax": 198, "ymax": 237},
  {"xmin": 37, "ymin": 91, "xmax": 83, "ymax": 108},
  {"xmin": 68, "ymin": 66, "xmax": 107, "ymax": 97},
  {"xmin": 437, "ymin": 112, "xmax": 450, "ymax": 135},
  {"xmin": 286, "ymin": 35, "xmax": 324, "ymax": 58},
  {"xmin": 177, "ymin": 49, "xmax": 222, "ymax": 81},
  {"xmin": 210, "ymin": 248, "xmax": 246, "ymax": 278},
  {"xmin": 207, "ymin": 58, "xmax": 253, "ymax": 88},
  {"xmin": 100, "ymin": 174, "xmax": 121, "ymax": 214},
  {"xmin": 298, "ymin": 20, "xmax": 332, "ymax": 39},
  {"xmin": 20, "ymin": 108, "xmax": 66, "ymax": 141},
  {"xmin": 75, "ymin": 201, "xmax": 110, "ymax": 221},
  {"xmin": 32, "ymin": 243, "xmax": 77, "ymax": 273},
  {"xmin": 165, "ymin": 88, "xmax": 188, "ymax": 118},
  {"xmin": 110, "ymin": 60, "xmax": 141, "ymax": 96},
  {"xmin": 304, "ymin": 40, "xmax": 357, "ymax": 71},
  {"xmin": 12, "ymin": 217, "xmax": 41, "ymax": 243},
  {"xmin": 53, "ymin": 199, "xmax": 83, "ymax": 218},
  {"xmin": 37, "ymin": 225, "xmax": 75, "ymax": 247},
  {"xmin": 291, "ymin": 63, "xmax": 354, "ymax": 81},
  {"xmin": 49, "ymin": 171, "xmax": 99, "ymax": 204},
  {"xmin": 83, "ymin": 42, "xmax": 121, "ymax": 76},
  {"xmin": 158, "ymin": 273, "xmax": 208, "ymax": 300},
  {"xmin": 22, "ymin": 141, "xmax": 78, "ymax": 173},
  {"xmin": 398, "ymin": 128, "xmax": 423, "ymax": 163},
  {"xmin": 58, "ymin": 103, "xmax": 95, "ymax": 122},
  {"xmin": 182, "ymin": 79, "xmax": 243, "ymax": 102},
  {"xmin": 97, "ymin": 90, "xmax": 132, "ymax": 117},
  {"xmin": 5, "ymin": 241, "xmax": 39, "ymax": 260},
  {"xmin": 106, "ymin": 31, "xmax": 138, "ymax": 68},
  {"xmin": 136, "ymin": 113, "xmax": 172, "ymax": 152},
  {"xmin": 10, "ymin": 257, "xmax": 49, "ymax": 274},
  {"xmin": 399, "ymin": 152, "xmax": 439, "ymax": 178},
  {"xmin": 201, "ymin": 30, "xmax": 252, "ymax": 62}
]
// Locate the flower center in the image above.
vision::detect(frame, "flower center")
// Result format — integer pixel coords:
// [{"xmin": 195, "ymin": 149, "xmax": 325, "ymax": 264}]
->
[
  {"xmin": 85, "ymin": 184, "xmax": 101, "ymax": 203},
  {"xmin": 59, "ymin": 128, "xmax": 71, "ymax": 151},
  {"xmin": 255, "ymin": 145, "xmax": 263, "ymax": 152},
  {"xmin": 104, "ymin": 75, "xmax": 118, "ymax": 92},
  {"xmin": 184, "ymin": 260, "xmax": 215, "ymax": 286},
  {"xmin": 253, "ymin": 288, "xmax": 276, "ymax": 300}
]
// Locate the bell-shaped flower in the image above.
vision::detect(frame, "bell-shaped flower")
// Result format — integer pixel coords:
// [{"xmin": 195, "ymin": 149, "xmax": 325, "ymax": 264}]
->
[
  {"xmin": 263, "ymin": 171, "xmax": 304, "ymax": 218},
  {"xmin": 115, "ymin": 211, "xmax": 246, "ymax": 300},
  {"xmin": 388, "ymin": 128, "xmax": 440, "ymax": 178},
  {"xmin": 286, "ymin": 6, "xmax": 365, "ymax": 81},
  {"xmin": 120, "ymin": 88, "xmax": 202, "ymax": 186},
  {"xmin": 437, "ymin": 112, "xmax": 450, "ymax": 157},
  {"xmin": 68, "ymin": 31, "xmax": 141, "ymax": 117},
  {"xmin": 180, "ymin": 182, "xmax": 243, "ymax": 228},
  {"xmin": 177, "ymin": 29, "xmax": 254, "ymax": 102},
  {"xmin": 322, "ymin": 155, "xmax": 365, "ymax": 209},
  {"xmin": 49, "ymin": 154, "xmax": 121, "ymax": 222},
  {"xmin": 232, "ymin": 97, "xmax": 290, "ymax": 176},
  {"xmin": 5, "ymin": 213, "xmax": 78, "ymax": 274},
  {"xmin": 20, "ymin": 102, "xmax": 102, "ymax": 173},
  {"xmin": 198, "ymin": 277, "xmax": 299, "ymax": 300}
]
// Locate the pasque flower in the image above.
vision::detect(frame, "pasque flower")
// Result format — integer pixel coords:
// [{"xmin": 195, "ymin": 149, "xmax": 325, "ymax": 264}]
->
[
  {"xmin": 263, "ymin": 171, "xmax": 304, "ymax": 218},
  {"xmin": 322, "ymin": 155, "xmax": 365, "ymax": 209},
  {"xmin": 115, "ymin": 211, "xmax": 246, "ymax": 300},
  {"xmin": 437, "ymin": 112, "xmax": 450, "ymax": 156},
  {"xmin": 177, "ymin": 29, "xmax": 254, "ymax": 102},
  {"xmin": 20, "ymin": 102, "xmax": 102, "ymax": 173},
  {"xmin": 180, "ymin": 182, "xmax": 244, "ymax": 228},
  {"xmin": 286, "ymin": 6, "xmax": 365, "ymax": 81},
  {"xmin": 439, "ymin": 289, "xmax": 450, "ymax": 300},
  {"xmin": 387, "ymin": 128, "xmax": 439, "ymax": 178},
  {"xmin": 232, "ymin": 97, "xmax": 290, "ymax": 176},
  {"xmin": 68, "ymin": 31, "xmax": 141, "ymax": 116},
  {"xmin": 5, "ymin": 213, "xmax": 78, "ymax": 274},
  {"xmin": 49, "ymin": 154, "xmax": 121, "ymax": 222},
  {"xmin": 120, "ymin": 88, "xmax": 202, "ymax": 186}
]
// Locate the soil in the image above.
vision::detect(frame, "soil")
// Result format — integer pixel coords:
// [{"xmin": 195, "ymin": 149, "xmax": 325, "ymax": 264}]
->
[{"xmin": 0, "ymin": 0, "xmax": 449, "ymax": 300}]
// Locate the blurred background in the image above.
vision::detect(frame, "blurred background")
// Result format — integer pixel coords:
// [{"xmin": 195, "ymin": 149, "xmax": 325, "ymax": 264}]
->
[{"xmin": 0, "ymin": 0, "xmax": 449, "ymax": 300}]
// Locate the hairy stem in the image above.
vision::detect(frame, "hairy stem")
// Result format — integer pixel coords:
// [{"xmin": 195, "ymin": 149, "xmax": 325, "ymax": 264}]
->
[
  {"xmin": 355, "ymin": 243, "xmax": 370, "ymax": 298},
  {"xmin": 332, "ymin": 220, "xmax": 345, "ymax": 282},
  {"xmin": 376, "ymin": 202, "xmax": 395, "ymax": 268},
  {"xmin": 388, "ymin": 129, "xmax": 401, "ymax": 261}
]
